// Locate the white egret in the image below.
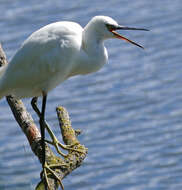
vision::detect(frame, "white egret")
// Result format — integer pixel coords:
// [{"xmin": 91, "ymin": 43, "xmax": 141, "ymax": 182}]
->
[{"xmin": 0, "ymin": 15, "xmax": 148, "ymax": 188}]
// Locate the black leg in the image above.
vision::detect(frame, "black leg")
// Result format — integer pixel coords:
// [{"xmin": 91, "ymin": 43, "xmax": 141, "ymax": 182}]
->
[
  {"xmin": 40, "ymin": 94, "xmax": 47, "ymax": 168},
  {"xmin": 32, "ymin": 95, "xmax": 47, "ymax": 166},
  {"xmin": 32, "ymin": 96, "xmax": 49, "ymax": 190},
  {"xmin": 31, "ymin": 97, "xmax": 46, "ymax": 165},
  {"xmin": 31, "ymin": 97, "xmax": 41, "ymax": 117}
]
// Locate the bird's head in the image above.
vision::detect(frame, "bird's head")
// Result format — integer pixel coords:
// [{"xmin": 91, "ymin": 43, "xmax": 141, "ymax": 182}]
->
[{"xmin": 86, "ymin": 16, "xmax": 149, "ymax": 49}]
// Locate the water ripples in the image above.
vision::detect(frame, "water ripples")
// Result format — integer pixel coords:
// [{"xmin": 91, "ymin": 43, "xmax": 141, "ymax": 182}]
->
[{"xmin": 1, "ymin": 0, "xmax": 182, "ymax": 190}]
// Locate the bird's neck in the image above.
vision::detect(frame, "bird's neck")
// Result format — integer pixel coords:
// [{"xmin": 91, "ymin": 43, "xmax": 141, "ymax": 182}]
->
[
  {"xmin": 82, "ymin": 26, "xmax": 104, "ymax": 54},
  {"xmin": 70, "ymin": 27, "xmax": 108, "ymax": 76}
]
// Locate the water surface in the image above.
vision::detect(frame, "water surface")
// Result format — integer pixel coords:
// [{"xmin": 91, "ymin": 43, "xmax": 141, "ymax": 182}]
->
[{"xmin": 1, "ymin": 0, "xmax": 182, "ymax": 190}]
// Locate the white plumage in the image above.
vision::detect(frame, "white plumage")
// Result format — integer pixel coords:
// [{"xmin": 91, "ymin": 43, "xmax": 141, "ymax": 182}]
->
[
  {"xmin": 0, "ymin": 15, "xmax": 147, "ymax": 99},
  {"xmin": 0, "ymin": 17, "xmax": 107, "ymax": 98}
]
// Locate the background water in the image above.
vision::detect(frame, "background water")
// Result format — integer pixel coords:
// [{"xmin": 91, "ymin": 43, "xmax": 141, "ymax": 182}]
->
[{"xmin": 0, "ymin": 0, "xmax": 182, "ymax": 190}]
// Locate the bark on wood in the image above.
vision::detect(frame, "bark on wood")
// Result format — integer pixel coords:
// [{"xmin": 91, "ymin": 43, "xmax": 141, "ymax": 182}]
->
[{"xmin": 0, "ymin": 43, "xmax": 87, "ymax": 190}]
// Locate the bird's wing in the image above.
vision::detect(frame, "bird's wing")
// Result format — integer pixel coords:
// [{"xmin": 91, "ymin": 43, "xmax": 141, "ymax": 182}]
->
[{"xmin": 1, "ymin": 21, "xmax": 83, "ymax": 95}]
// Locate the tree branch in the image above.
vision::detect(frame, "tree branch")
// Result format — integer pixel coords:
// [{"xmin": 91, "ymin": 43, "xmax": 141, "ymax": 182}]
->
[{"xmin": 0, "ymin": 43, "xmax": 87, "ymax": 190}]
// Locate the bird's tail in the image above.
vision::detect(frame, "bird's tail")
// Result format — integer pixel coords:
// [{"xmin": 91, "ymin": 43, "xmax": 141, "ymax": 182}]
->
[{"xmin": 0, "ymin": 65, "xmax": 7, "ymax": 99}]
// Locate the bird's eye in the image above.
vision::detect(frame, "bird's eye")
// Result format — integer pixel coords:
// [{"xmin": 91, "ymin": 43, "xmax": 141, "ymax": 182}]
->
[{"xmin": 106, "ymin": 24, "xmax": 116, "ymax": 31}]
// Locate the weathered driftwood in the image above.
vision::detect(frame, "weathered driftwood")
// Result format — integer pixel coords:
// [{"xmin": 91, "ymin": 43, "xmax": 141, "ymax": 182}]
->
[{"xmin": 0, "ymin": 44, "xmax": 87, "ymax": 190}]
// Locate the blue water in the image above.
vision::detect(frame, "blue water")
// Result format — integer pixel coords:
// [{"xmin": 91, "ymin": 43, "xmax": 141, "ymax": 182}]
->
[{"xmin": 1, "ymin": 0, "xmax": 182, "ymax": 189}]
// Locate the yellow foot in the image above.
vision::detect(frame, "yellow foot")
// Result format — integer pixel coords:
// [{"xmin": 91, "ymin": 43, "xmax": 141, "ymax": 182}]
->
[
  {"xmin": 40, "ymin": 162, "xmax": 67, "ymax": 190},
  {"xmin": 45, "ymin": 138, "xmax": 85, "ymax": 158}
]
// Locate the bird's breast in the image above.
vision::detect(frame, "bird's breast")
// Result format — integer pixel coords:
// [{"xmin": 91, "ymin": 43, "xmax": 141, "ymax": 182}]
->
[{"xmin": 70, "ymin": 48, "xmax": 108, "ymax": 76}]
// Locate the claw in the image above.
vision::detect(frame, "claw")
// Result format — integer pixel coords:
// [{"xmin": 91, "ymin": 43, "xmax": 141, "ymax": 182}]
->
[
  {"xmin": 38, "ymin": 162, "xmax": 66, "ymax": 190},
  {"xmin": 45, "ymin": 139, "xmax": 85, "ymax": 157},
  {"xmin": 44, "ymin": 162, "xmax": 64, "ymax": 190},
  {"xmin": 45, "ymin": 139, "xmax": 68, "ymax": 157}
]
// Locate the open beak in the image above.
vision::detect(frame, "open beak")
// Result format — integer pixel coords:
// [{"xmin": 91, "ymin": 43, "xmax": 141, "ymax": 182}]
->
[{"xmin": 111, "ymin": 25, "xmax": 149, "ymax": 49}]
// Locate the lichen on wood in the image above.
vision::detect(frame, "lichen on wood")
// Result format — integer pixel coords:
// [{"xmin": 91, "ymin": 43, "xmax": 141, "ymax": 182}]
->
[{"xmin": 0, "ymin": 43, "xmax": 88, "ymax": 190}]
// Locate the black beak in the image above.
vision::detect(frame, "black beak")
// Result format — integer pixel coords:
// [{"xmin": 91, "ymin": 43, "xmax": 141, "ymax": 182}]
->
[
  {"xmin": 111, "ymin": 25, "xmax": 149, "ymax": 49},
  {"xmin": 116, "ymin": 25, "xmax": 149, "ymax": 31}
]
